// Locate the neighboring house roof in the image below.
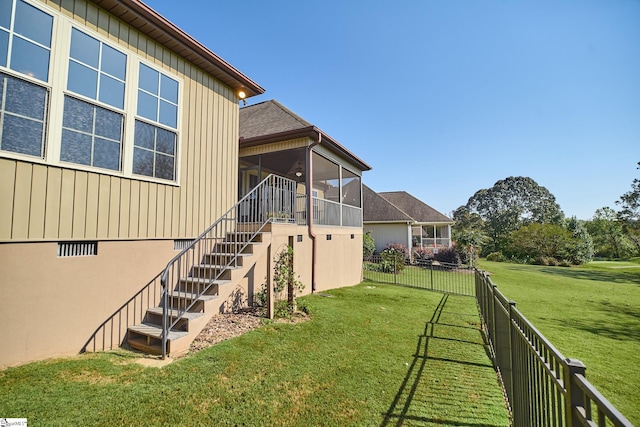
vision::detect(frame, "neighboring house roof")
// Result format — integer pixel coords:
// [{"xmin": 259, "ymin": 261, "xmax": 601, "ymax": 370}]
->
[
  {"xmin": 92, "ymin": 0, "xmax": 264, "ymax": 97},
  {"xmin": 362, "ymin": 185, "xmax": 413, "ymax": 223},
  {"xmin": 239, "ymin": 100, "xmax": 372, "ymax": 171},
  {"xmin": 363, "ymin": 186, "xmax": 452, "ymax": 224}
]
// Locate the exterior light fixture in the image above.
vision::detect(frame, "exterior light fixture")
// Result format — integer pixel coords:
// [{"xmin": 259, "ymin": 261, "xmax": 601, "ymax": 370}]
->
[{"xmin": 238, "ymin": 90, "xmax": 246, "ymax": 105}]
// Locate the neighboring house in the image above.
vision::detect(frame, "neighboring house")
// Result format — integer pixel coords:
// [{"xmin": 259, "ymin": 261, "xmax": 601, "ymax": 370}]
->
[
  {"xmin": 0, "ymin": 1, "xmax": 370, "ymax": 367},
  {"xmin": 363, "ymin": 185, "xmax": 453, "ymax": 253}
]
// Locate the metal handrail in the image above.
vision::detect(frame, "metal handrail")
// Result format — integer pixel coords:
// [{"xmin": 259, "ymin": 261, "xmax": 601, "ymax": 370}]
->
[{"xmin": 159, "ymin": 174, "xmax": 298, "ymax": 358}]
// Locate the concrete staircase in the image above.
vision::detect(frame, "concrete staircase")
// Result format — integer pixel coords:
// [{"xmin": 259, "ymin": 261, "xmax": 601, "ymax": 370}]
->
[{"xmin": 127, "ymin": 229, "xmax": 270, "ymax": 356}]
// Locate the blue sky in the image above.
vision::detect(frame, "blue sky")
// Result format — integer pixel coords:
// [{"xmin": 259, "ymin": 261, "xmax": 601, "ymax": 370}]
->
[{"xmin": 146, "ymin": 0, "xmax": 640, "ymax": 220}]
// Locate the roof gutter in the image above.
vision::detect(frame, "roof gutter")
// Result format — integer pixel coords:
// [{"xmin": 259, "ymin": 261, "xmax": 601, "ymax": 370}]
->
[{"xmin": 306, "ymin": 130, "xmax": 322, "ymax": 292}]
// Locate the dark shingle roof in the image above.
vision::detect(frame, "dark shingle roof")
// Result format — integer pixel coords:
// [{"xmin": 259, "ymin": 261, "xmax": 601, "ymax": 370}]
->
[
  {"xmin": 378, "ymin": 191, "xmax": 452, "ymax": 223},
  {"xmin": 239, "ymin": 100, "xmax": 372, "ymax": 171},
  {"xmin": 362, "ymin": 185, "xmax": 413, "ymax": 222},
  {"xmin": 239, "ymin": 100, "xmax": 311, "ymax": 139},
  {"xmin": 363, "ymin": 186, "xmax": 452, "ymax": 224}
]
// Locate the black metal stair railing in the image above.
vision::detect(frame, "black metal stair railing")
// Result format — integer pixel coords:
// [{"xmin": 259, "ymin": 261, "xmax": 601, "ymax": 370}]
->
[{"xmin": 159, "ymin": 174, "xmax": 298, "ymax": 358}]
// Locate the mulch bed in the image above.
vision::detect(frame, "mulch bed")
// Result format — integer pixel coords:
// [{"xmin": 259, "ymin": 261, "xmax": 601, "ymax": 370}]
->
[{"xmin": 180, "ymin": 307, "xmax": 308, "ymax": 357}]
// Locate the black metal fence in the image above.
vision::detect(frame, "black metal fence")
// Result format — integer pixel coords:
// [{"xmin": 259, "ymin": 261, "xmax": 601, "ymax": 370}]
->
[
  {"xmin": 475, "ymin": 270, "xmax": 633, "ymax": 427},
  {"xmin": 362, "ymin": 260, "xmax": 633, "ymax": 426},
  {"xmin": 363, "ymin": 255, "xmax": 475, "ymax": 297}
]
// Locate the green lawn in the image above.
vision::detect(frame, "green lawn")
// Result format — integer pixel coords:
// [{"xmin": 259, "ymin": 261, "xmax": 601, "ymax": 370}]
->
[
  {"xmin": 0, "ymin": 284, "xmax": 509, "ymax": 426},
  {"xmin": 477, "ymin": 258, "xmax": 640, "ymax": 425}
]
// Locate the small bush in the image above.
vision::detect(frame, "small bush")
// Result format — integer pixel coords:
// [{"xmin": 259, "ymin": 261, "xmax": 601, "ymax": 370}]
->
[
  {"xmin": 363, "ymin": 232, "xmax": 376, "ymax": 260},
  {"xmin": 559, "ymin": 260, "xmax": 573, "ymax": 267},
  {"xmin": 385, "ymin": 243, "xmax": 410, "ymax": 259},
  {"xmin": 486, "ymin": 252, "xmax": 505, "ymax": 262},
  {"xmin": 380, "ymin": 245, "xmax": 406, "ymax": 273},
  {"xmin": 433, "ymin": 247, "xmax": 461, "ymax": 265}
]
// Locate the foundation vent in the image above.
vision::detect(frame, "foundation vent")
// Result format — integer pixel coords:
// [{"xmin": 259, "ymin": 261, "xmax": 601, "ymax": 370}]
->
[
  {"xmin": 174, "ymin": 239, "xmax": 194, "ymax": 251},
  {"xmin": 57, "ymin": 241, "xmax": 98, "ymax": 257}
]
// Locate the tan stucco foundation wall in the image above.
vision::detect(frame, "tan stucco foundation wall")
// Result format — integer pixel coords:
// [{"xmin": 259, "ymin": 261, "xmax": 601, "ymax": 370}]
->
[
  {"xmin": 0, "ymin": 240, "xmax": 176, "ymax": 369},
  {"xmin": 268, "ymin": 224, "xmax": 363, "ymax": 296}
]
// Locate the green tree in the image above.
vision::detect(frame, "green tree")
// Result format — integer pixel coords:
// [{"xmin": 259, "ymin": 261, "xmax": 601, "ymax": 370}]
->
[
  {"xmin": 587, "ymin": 207, "xmax": 634, "ymax": 258},
  {"xmin": 507, "ymin": 223, "xmax": 573, "ymax": 263},
  {"xmin": 616, "ymin": 161, "xmax": 640, "ymax": 254},
  {"xmin": 565, "ymin": 216, "xmax": 594, "ymax": 264},
  {"xmin": 452, "ymin": 206, "xmax": 488, "ymax": 265},
  {"xmin": 462, "ymin": 176, "xmax": 564, "ymax": 254},
  {"xmin": 363, "ymin": 231, "xmax": 376, "ymax": 260}
]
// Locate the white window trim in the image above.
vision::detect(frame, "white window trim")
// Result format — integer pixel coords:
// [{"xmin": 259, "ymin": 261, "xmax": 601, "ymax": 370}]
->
[{"xmin": 0, "ymin": 0, "xmax": 183, "ymax": 186}]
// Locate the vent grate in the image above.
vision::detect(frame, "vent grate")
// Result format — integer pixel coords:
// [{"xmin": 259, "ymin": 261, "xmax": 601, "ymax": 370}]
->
[
  {"xmin": 174, "ymin": 239, "xmax": 194, "ymax": 251},
  {"xmin": 57, "ymin": 241, "xmax": 98, "ymax": 257}
]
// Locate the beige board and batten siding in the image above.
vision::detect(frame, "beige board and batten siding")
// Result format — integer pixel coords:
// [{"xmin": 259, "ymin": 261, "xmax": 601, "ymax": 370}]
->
[
  {"xmin": 239, "ymin": 137, "xmax": 310, "ymax": 158},
  {"xmin": 0, "ymin": 0, "xmax": 239, "ymax": 242}
]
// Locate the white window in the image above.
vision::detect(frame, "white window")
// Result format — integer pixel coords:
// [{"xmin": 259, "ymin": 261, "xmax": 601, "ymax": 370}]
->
[
  {"xmin": 0, "ymin": 0, "xmax": 53, "ymax": 82},
  {"xmin": 67, "ymin": 28, "xmax": 126, "ymax": 109},
  {"xmin": 61, "ymin": 28, "xmax": 126, "ymax": 171},
  {"xmin": 0, "ymin": 0, "xmax": 52, "ymax": 157},
  {"xmin": 0, "ymin": 0, "xmax": 181, "ymax": 182},
  {"xmin": 133, "ymin": 64, "xmax": 178, "ymax": 180}
]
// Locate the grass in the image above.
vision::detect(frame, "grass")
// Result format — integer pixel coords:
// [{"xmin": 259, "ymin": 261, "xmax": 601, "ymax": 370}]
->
[
  {"xmin": 477, "ymin": 258, "xmax": 640, "ymax": 425},
  {"xmin": 0, "ymin": 284, "xmax": 509, "ymax": 426}
]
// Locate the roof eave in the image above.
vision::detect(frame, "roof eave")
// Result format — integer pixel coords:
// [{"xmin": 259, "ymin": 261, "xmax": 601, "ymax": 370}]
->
[
  {"xmin": 240, "ymin": 125, "xmax": 372, "ymax": 172},
  {"xmin": 92, "ymin": 0, "xmax": 265, "ymax": 97}
]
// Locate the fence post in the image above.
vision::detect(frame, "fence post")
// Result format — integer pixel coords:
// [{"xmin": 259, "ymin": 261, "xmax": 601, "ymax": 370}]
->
[
  {"xmin": 507, "ymin": 300, "xmax": 517, "ymax": 422},
  {"xmin": 565, "ymin": 358, "xmax": 586, "ymax": 427},
  {"xmin": 394, "ymin": 256, "xmax": 397, "ymax": 284},
  {"xmin": 430, "ymin": 262, "xmax": 434, "ymax": 290}
]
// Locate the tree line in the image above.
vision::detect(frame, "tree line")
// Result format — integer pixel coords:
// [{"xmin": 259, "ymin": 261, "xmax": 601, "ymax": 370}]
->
[{"xmin": 453, "ymin": 162, "xmax": 640, "ymax": 265}]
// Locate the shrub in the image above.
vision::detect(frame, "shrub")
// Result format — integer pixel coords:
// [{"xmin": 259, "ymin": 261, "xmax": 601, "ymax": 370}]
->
[
  {"xmin": 385, "ymin": 243, "xmax": 410, "ymax": 259},
  {"xmin": 380, "ymin": 244, "xmax": 407, "ymax": 273},
  {"xmin": 363, "ymin": 231, "xmax": 376, "ymax": 260},
  {"xmin": 486, "ymin": 252, "xmax": 505, "ymax": 262},
  {"xmin": 433, "ymin": 247, "xmax": 461, "ymax": 265}
]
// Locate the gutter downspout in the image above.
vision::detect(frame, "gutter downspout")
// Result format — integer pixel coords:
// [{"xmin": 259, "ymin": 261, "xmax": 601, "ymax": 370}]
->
[{"xmin": 306, "ymin": 131, "xmax": 322, "ymax": 292}]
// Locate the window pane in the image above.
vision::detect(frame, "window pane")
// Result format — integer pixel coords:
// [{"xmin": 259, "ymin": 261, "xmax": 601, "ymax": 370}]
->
[
  {"xmin": 156, "ymin": 127, "xmax": 175, "ymax": 155},
  {"xmin": 101, "ymin": 44, "xmax": 126, "ymax": 80},
  {"xmin": 2, "ymin": 114, "xmax": 43, "ymax": 156},
  {"xmin": 93, "ymin": 137, "xmax": 120, "ymax": 170},
  {"xmin": 137, "ymin": 90, "xmax": 157, "ymax": 121},
  {"xmin": 134, "ymin": 120, "xmax": 155, "ymax": 150},
  {"xmin": 0, "ymin": 30, "xmax": 8, "ymax": 67},
  {"xmin": 60, "ymin": 129, "xmax": 91, "ymax": 165},
  {"xmin": 67, "ymin": 61, "xmax": 98, "ymax": 99},
  {"xmin": 5, "ymin": 75, "xmax": 47, "ymax": 119},
  {"xmin": 159, "ymin": 100, "xmax": 177, "ymax": 128},
  {"xmin": 138, "ymin": 63, "xmax": 158, "ymax": 94},
  {"xmin": 98, "ymin": 75, "xmax": 125, "ymax": 109},
  {"xmin": 94, "ymin": 106, "xmax": 122, "ymax": 140},
  {"xmin": 0, "ymin": 0, "xmax": 11, "ymax": 29},
  {"xmin": 341, "ymin": 172, "xmax": 361, "ymax": 208},
  {"xmin": 14, "ymin": 0, "xmax": 52, "ymax": 47},
  {"xmin": 160, "ymin": 74, "xmax": 178, "ymax": 103},
  {"xmin": 11, "ymin": 37, "xmax": 50, "ymax": 81},
  {"xmin": 63, "ymin": 96, "xmax": 94, "ymax": 133},
  {"xmin": 155, "ymin": 153, "xmax": 174, "ymax": 180},
  {"xmin": 132, "ymin": 147, "xmax": 153, "ymax": 176},
  {"xmin": 69, "ymin": 28, "xmax": 99, "ymax": 68}
]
